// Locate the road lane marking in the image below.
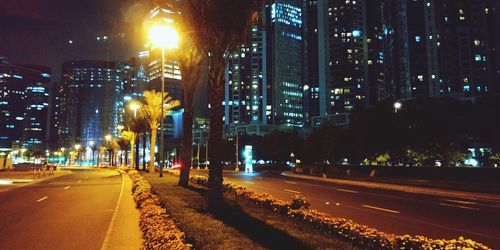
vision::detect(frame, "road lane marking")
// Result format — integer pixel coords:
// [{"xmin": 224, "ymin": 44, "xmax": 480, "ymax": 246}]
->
[
  {"xmin": 442, "ymin": 199, "xmax": 478, "ymax": 205},
  {"xmin": 64, "ymin": 186, "xmax": 71, "ymax": 190},
  {"xmin": 245, "ymin": 181, "xmax": 255, "ymax": 185},
  {"xmin": 256, "ymin": 177, "xmax": 263, "ymax": 180},
  {"xmin": 285, "ymin": 181, "xmax": 297, "ymax": 185},
  {"xmin": 336, "ymin": 188, "xmax": 359, "ymax": 193},
  {"xmin": 284, "ymin": 189, "xmax": 301, "ymax": 194},
  {"xmin": 77, "ymin": 180, "xmax": 82, "ymax": 183},
  {"xmin": 101, "ymin": 170, "xmax": 125, "ymax": 250},
  {"xmin": 37, "ymin": 196, "xmax": 48, "ymax": 202},
  {"xmin": 439, "ymin": 203, "xmax": 480, "ymax": 211},
  {"xmin": 362, "ymin": 205, "xmax": 400, "ymax": 214}
]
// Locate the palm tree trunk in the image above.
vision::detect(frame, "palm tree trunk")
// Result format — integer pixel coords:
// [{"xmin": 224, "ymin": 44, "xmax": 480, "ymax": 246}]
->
[
  {"xmin": 208, "ymin": 60, "xmax": 226, "ymax": 210},
  {"xmin": 179, "ymin": 107, "xmax": 194, "ymax": 187},
  {"xmin": 135, "ymin": 138, "xmax": 140, "ymax": 170},
  {"xmin": 149, "ymin": 127, "xmax": 157, "ymax": 173},
  {"xmin": 143, "ymin": 133, "xmax": 147, "ymax": 171},
  {"xmin": 130, "ymin": 140, "xmax": 135, "ymax": 169}
]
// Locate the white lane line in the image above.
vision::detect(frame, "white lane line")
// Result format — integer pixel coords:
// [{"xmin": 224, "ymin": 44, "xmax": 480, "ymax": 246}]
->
[
  {"xmin": 285, "ymin": 181, "xmax": 297, "ymax": 185},
  {"xmin": 245, "ymin": 181, "xmax": 255, "ymax": 185},
  {"xmin": 362, "ymin": 205, "xmax": 400, "ymax": 214},
  {"xmin": 336, "ymin": 188, "xmax": 359, "ymax": 194},
  {"xmin": 284, "ymin": 189, "xmax": 301, "ymax": 194},
  {"xmin": 37, "ymin": 196, "xmax": 48, "ymax": 202},
  {"xmin": 77, "ymin": 180, "xmax": 82, "ymax": 183},
  {"xmin": 100, "ymin": 171, "xmax": 125, "ymax": 250},
  {"xmin": 439, "ymin": 203, "xmax": 480, "ymax": 211},
  {"xmin": 64, "ymin": 186, "xmax": 71, "ymax": 190},
  {"xmin": 256, "ymin": 177, "xmax": 263, "ymax": 180},
  {"xmin": 442, "ymin": 199, "xmax": 478, "ymax": 205}
]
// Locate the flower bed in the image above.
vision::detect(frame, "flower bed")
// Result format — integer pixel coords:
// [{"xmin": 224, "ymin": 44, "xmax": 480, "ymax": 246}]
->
[
  {"xmin": 128, "ymin": 170, "xmax": 191, "ymax": 250},
  {"xmin": 184, "ymin": 172, "xmax": 491, "ymax": 250}
]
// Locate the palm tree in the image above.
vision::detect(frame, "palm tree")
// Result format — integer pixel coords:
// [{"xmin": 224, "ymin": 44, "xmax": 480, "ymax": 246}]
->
[
  {"xmin": 174, "ymin": 43, "xmax": 204, "ymax": 187},
  {"xmin": 120, "ymin": 129, "xmax": 137, "ymax": 168},
  {"xmin": 141, "ymin": 90, "xmax": 180, "ymax": 173},
  {"xmin": 176, "ymin": 0, "xmax": 262, "ymax": 208}
]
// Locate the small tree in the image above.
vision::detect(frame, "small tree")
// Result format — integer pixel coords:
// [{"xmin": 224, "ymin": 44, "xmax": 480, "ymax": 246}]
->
[
  {"xmin": 140, "ymin": 90, "xmax": 180, "ymax": 173},
  {"xmin": 120, "ymin": 129, "xmax": 137, "ymax": 168}
]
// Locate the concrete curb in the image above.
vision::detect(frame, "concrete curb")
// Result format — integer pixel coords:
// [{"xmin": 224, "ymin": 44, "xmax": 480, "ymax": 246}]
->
[
  {"xmin": 100, "ymin": 170, "xmax": 143, "ymax": 250},
  {"xmin": 281, "ymin": 171, "xmax": 500, "ymax": 203}
]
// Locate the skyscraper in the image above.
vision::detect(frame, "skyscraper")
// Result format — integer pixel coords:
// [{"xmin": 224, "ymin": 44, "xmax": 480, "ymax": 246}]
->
[
  {"xmin": 0, "ymin": 58, "xmax": 51, "ymax": 151},
  {"xmin": 225, "ymin": 0, "xmax": 305, "ymax": 133},
  {"xmin": 56, "ymin": 61, "xmax": 124, "ymax": 147}
]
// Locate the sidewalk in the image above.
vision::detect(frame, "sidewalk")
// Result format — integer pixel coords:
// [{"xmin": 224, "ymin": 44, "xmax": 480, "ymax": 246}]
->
[
  {"xmin": 0, "ymin": 170, "xmax": 71, "ymax": 193},
  {"xmin": 101, "ymin": 170, "xmax": 143, "ymax": 250},
  {"xmin": 282, "ymin": 171, "xmax": 500, "ymax": 203}
]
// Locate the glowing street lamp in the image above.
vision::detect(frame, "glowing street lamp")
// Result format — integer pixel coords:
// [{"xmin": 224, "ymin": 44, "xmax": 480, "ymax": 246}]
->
[
  {"xmin": 148, "ymin": 22, "xmax": 180, "ymax": 178},
  {"xmin": 129, "ymin": 101, "xmax": 141, "ymax": 118},
  {"xmin": 394, "ymin": 101, "xmax": 403, "ymax": 113},
  {"xmin": 117, "ymin": 125, "xmax": 124, "ymax": 133}
]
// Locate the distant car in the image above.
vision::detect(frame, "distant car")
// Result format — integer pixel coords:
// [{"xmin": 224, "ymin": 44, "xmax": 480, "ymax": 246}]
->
[{"xmin": 171, "ymin": 163, "xmax": 182, "ymax": 170}]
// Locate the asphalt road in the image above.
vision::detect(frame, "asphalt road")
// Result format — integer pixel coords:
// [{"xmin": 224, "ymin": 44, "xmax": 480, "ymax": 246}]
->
[
  {"xmin": 191, "ymin": 169, "xmax": 500, "ymax": 248},
  {"xmin": 0, "ymin": 168, "xmax": 122, "ymax": 250}
]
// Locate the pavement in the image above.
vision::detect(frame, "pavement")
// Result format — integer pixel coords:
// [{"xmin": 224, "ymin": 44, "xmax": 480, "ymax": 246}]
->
[
  {"xmin": 190, "ymin": 169, "xmax": 500, "ymax": 248},
  {"xmin": 0, "ymin": 168, "xmax": 142, "ymax": 250}
]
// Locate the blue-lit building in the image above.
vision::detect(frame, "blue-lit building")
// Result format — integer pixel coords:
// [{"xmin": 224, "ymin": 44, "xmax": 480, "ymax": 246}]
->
[
  {"xmin": 56, "ymin": 61, "xmax": 124, "ymax": 147},
  {"xmin": 0, "ymin": 57, "xmax": 51, "ymax": 151},
  {"xmin": 225, "ymin": 0, "xmax": 305, "ymax": 134}
]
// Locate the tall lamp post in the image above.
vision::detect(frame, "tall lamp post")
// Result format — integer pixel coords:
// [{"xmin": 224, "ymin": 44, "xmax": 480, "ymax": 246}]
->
[{"xmin": 148, "ymin": 22, "xmax": 180, "ymax": 177}]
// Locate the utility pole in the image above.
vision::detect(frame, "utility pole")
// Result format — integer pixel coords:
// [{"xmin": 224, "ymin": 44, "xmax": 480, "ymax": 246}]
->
[
  {"xmin": 205, "ymin": 141, "xmax": 208, "ymax": 169},
  {"xmin": 235, "ymin": 132, "xmax": 239, "ymax": 171}
]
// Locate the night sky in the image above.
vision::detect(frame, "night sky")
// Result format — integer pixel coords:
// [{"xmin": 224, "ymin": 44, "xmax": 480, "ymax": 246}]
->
[{"xmin": 0, "ymin": 0, "xmax": 151, "ymax": 81}]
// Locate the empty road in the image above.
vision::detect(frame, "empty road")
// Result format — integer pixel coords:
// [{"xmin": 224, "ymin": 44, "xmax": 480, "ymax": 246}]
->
[
  {"xmin": 0, "ymin": 168, "xmax": 122, "ymax": 250},
  {"xmin": 192, "ymin": 169, "xmax": 500, "ymax": 248}
]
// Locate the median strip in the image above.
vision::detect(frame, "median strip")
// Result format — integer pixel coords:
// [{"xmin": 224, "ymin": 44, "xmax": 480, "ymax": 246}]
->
[
  {"xmin": 37, "ymin": 196, "xmax": 48, "ymax": 202},
  {"xmin": 362, "ymin": 204, "xmax": 400, "ymax": 214}
]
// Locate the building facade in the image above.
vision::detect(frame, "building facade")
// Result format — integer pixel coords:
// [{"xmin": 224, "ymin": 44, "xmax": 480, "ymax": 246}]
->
[
  {"xmin": 0, "ymin": 57, "xmax": 51, "ymax": 151},
  {"xmin": 55, "ymin": 61, "xmax": 124, "ymax": 147}
]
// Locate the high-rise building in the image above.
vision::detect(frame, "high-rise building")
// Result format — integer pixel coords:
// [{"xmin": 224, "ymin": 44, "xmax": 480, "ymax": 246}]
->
[
  {"xmin": 317, "ymin": 0, "xmax": 386, "ymax": 115},
  {"xmin": 303, "ymin": 0, "xmax": 321, "ymax": 126},
  {"xmin": 225, "ymin": 0, "xmax": 305, "ymax": 133},
  {"xmin": 383, "ymin": 0, "xmax": 497, "ymax": 99},
  {"xmin": 0, "ymin": 58, "xmax": 51, "ymax": 151},
  {"xmin": 56, "ymin": 61, "xmax": 124, "ymax": 147}
]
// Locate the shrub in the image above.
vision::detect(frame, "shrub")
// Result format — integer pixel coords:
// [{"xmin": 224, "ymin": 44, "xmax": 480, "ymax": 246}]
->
[{"xmin": 128, "ymin": 170, "xmax": 191, "ymax": 249}]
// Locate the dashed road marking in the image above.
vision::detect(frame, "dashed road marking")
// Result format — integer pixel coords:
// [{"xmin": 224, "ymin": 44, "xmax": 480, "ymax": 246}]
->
[
  {"xmin": 285, "ymin": 181, "xmax": 297, "ymax": 185},
  {"xmin": 362, "ymin": 205, "xmax": 400, "ymax": 214},
  {"xmin": 442, "ymin": 199, "xmax": 478, "ymax": 205},
  {"xmin": 336, "ymin": 188, "xmax": 359, "ymax": 194},
  {"xmin": 245, "ymin": 181, "xmax": 255, "ymax": 185},
  {"xmin": 439, "ymin": 203, "xmax": 480, "ymax": 211},
  {"xmin": 284, "ymin": 189, "xmax": 301, "ymax": 194},
  {"xmin": 77, "ymin": 180, "xmax": 82, "ymax": 183},
  {"xmin": 64, "ymin": 186, "xmax": 71, "ymax": 190},
  {"xmin": 37, "ymin": 196, "xmax": 48, "ymax": 202}
]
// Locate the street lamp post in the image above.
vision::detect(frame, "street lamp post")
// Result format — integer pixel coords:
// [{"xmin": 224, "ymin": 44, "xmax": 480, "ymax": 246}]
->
[
  {"xmin": 149, "ymin": 22, "xmax": 180, "ymax": 177},
  {"xmin": 235, "ymin": 132, "xmax": 240, "ymax": 172},
  {"xmin": 394, "ymin": 101, "xmax": 402, "ymax": 113},
  {"xmin": 129, "ymin": 102, "xmax": 140, "ymax": 118}
]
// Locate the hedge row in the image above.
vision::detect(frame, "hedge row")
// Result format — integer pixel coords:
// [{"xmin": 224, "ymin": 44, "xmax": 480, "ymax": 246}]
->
[
  {"xmin": 181, "ymin": 171, "xmax": 491, "ymax": 250},
  {"xmin": 128, "ymin": 170, "xmax": 192, "ymax": 250}
]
